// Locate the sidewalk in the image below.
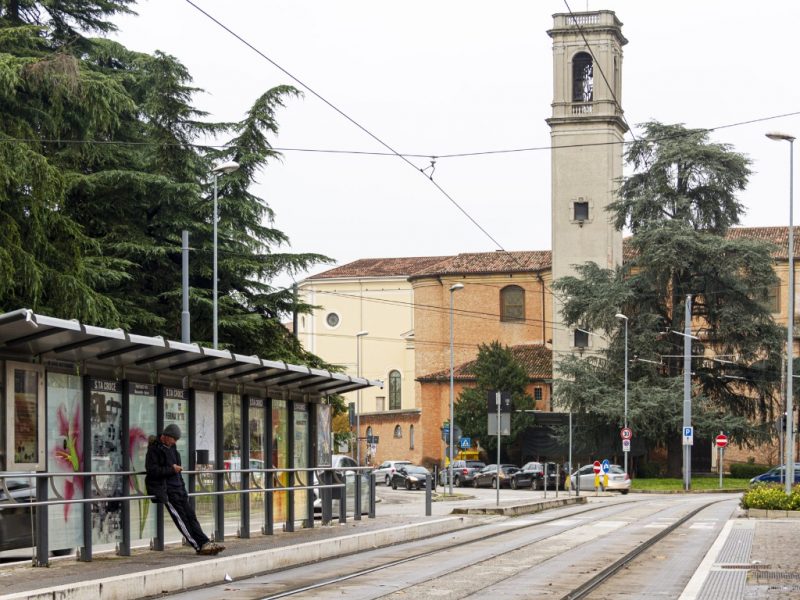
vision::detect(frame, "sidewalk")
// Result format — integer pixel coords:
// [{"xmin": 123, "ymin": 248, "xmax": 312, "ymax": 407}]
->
[{"xmin": 681, "ymin": 512, "xmax": 800, "ymax": 600}]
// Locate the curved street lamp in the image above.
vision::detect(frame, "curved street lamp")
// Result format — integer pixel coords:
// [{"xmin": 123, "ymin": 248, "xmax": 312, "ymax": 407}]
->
[
  {"xmin": 766, "ymin": 131, "xmax": 795, "ymax": 494},
  {"xmin": 211, "ymin": 161, "xmax": 239, "ymax": 349},
  {"xmin": 615, "ymin": 313, "xmax": 629, "ymax": 475},
  {"xmin": 448, "ymin": 283, "xmax": 464, "ymax": 495}
]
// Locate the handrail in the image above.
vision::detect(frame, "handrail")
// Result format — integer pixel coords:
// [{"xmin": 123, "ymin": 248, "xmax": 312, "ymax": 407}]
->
[{"xmin": 0, "ymin": 465, "xmax": 371, "ymax": 508}]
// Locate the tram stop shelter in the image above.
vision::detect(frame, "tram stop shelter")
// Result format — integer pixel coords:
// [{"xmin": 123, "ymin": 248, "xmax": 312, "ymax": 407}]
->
[{"xmin": 0, "ymin": 308, "xmax": 382, "ymax": 566}]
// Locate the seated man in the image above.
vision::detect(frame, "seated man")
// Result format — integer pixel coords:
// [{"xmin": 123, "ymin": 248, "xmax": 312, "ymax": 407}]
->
[{"xmin": 145, "ymin": 424, "xmax": 224, "ymax": 556}]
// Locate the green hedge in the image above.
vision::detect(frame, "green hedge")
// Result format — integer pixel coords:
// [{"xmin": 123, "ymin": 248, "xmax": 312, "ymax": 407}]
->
[
  {"xmin": 741, "ymin": 483, "xmax": 800, "ymax": 511},
  {"xmin": 729, "ymin": 462, "xmax": 771, "ymax": 479}
]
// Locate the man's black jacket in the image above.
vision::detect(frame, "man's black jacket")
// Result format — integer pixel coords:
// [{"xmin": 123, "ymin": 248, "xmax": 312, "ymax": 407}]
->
[{"xmin": 144, "ymin": 436, "xmax": 183, "ymax": 503}]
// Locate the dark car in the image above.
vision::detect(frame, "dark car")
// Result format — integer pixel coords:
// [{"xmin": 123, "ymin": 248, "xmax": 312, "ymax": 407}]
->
[
  {"xmin": 390, "ymin": 465, "xmax": 430, "ymax": 490},
  {"xmin": 511, "ymin": 462, "xmax": 544, "ymax": 489},
  {"xmin": 439, "ymin": 460, "xmax": 486, "ymax": 487},
  {"xmin": 473, "ymin": 464, "xmax": 519, "ymax": 488},
  {"xmin": 0, "ymin": 477, "xmax": 36, "ymax": 553},
  {"xmin": 749, "ymin": 464, "xmax": 800, "ymax": 485},
  {"xmin": 523, "ymin": 461, "xmax": 567, "ymax": 490},
  {"xmin": 0, "ymin": 477, "xmax": 71, "ymax": 556}
]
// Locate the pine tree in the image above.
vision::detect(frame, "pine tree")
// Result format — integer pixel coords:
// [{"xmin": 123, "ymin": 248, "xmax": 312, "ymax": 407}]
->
[
  {"xmin": 553, "ymin": 122, "xmax": 784, "ymax": 475},
  {"xmin": 0, "ymin": 1, "xmax": 332, "ymax": 363}
]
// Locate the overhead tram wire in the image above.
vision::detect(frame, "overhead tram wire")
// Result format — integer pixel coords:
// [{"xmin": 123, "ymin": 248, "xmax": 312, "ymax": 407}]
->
[
  {"xmin": 1, "ymin": 110, "xmax": 798, "ymax": 158},
  {"xmin": 183, "ymin": 0, "xmax": 508, "ymax": 255}
]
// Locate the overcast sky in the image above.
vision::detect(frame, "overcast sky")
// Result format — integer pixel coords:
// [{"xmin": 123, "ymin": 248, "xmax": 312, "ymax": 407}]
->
[{"xmin": 111, "ymin": 1, "xmax": 800, "ymax": 289}]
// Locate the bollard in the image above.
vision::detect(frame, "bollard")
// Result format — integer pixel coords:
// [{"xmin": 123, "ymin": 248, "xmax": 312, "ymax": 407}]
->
[
  {"xmin": 543, "ymin": 463, "xmax": 548, "ymax": 499},
  {"xmin": 321, "ymin": 470, "xmax": 333, "ymax": 525},
  {"xmin": 339, "ymin": 476, "xmax": 347, "ymax": 524},
  {"xmin": 425, "ymin": 473, "xmax": 432, "ymax": 516},
  {"xmin": 369, "ymin": 471, "xmax": 376, "ymax": 518},
  {"xmin": 354, "ymin": 470, "xmax": 362, "ymax": 521}
]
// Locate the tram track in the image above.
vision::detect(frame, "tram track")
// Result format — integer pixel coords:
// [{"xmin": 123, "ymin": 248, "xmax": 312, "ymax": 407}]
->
[{"xmin": 250, "ymin": 496, "xmax": 732, "ymax": 600}]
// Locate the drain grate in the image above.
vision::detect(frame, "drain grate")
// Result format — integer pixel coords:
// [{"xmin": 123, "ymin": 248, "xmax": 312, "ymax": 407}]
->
[
  {"xmin": 721, "ymin": 564, "xmax": 771, "ymax": 570},
  {"xmin": 753, "ymin": 571, "xmax": 800, "ymax": 582}
]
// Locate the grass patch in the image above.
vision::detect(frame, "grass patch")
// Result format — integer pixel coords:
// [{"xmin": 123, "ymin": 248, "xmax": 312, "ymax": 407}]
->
[{"xmin": 632, "ymin": 477, "xmax": 749, "ymax": 491}]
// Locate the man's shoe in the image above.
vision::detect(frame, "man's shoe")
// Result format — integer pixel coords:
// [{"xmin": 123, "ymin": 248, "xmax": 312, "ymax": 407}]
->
[{"xmin": 197, "ymin": 542, "xmax": 216, "ymax": 555}]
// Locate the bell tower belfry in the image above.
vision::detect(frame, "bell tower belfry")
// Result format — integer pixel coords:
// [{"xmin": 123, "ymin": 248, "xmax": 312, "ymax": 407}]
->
[{"xmin": 547, "ymin": 10, "xmax": 627, "ymax": 372}]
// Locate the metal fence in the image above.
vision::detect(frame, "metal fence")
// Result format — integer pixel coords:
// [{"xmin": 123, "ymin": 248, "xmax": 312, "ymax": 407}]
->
[{"xmin": 0, "ymin": 466, "xmax": 375, "ymax": 566}]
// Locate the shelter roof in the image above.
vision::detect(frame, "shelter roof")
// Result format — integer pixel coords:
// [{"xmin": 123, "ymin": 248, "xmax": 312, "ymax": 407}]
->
[{"xmin": 0, "ymin": 309, "xmax": 381, "ymax": 398}]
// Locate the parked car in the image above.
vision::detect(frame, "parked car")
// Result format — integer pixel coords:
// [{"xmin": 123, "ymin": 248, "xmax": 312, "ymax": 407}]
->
[
  {"xmin": 373, "ymin": 460, "xmax": 412, "ymax": 486},
  {"xmin": 390, "ymin": 465, "xmax": 431, "ymax": 490},
  {"xmin": 512, "ymin": 461, "xmax": 565, "ymax": 489},
  {"xmin": 0, "ymin": 476, "xmax": 70, "ymax": 555},
  {"xmin": 313, "ymin": 454, "xmax": 370, "ymax": 514},
  {"xmin": 517, "ymin": 461, "xmax": 567, "ymax": 490},
  {"xmin": 749, "ymin": 464, "xmax": 800, "ymax": 485},
  {"xmin": 473, "ymin": 464, "xmax": 519, "ymax": 488},
  {"xmin": 439, "ymin": 460, "xmax": 485, "ymax": 487},
  {"xmin": 571, "ymin": 464, "xmax": 630, "ymax": 494}
]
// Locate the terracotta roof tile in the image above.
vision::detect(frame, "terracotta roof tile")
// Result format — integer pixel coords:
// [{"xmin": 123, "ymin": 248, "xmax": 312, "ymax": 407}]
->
[
  {"xmin": 308, "ymin": 226, "xmax": 796, "ymax": 283},
  {"xmin": 409, "ymin": 250, "xmax": 552, "ymax": 279},
  {"xmin": 418, "ymin": 344, "xmax": 552, "ymax": 382},
  {"xmin": 306, "ymin": 256, "xmax": 451, "ymax": 280}
]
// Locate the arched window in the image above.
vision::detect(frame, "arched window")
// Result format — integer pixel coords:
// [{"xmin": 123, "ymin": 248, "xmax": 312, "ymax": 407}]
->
[
  {"xmin": 409, "ymin": 425, "xmax": 415, "ymax": 450},
  {"xmin": 572, "ymin": 52, "xmax": 593, "ymax": 102},
  {"xmin": 500, "ymin": 285, "xmax": 525, "ymax": 322},
  {"xmin": 389, "ymin": 370, "xmax": 401, "ymax": 410},
  {"xmin": 393, "ymin": 425, "xmax": 402, "ymax": 438}
]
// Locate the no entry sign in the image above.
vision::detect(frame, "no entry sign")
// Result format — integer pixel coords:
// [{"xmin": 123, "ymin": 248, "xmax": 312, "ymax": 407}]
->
[
  {"xmin": 715, "ymin": 434, "xmax": 728, "ymax": 448},
  {"xmin": 592, "ymin": 460, "xmax": 601, "ymax": 474}
]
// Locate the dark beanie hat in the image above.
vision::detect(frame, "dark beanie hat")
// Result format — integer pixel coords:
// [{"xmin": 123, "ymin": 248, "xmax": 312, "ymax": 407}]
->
[{"xmin": 162, "ymin": 424, "xmax": 182, "ymax": 440}]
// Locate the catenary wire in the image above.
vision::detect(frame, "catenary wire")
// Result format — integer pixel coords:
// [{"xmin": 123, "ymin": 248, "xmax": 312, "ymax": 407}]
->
[{"xmin": 182, "ymin": 0, "xmax": 509, "ymax": 254}]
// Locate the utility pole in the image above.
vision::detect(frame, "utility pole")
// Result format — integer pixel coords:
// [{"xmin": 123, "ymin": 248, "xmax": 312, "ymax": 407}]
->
[{"xmin": 683, "ymin": 295, "xmax": 693, "ymax": 491}]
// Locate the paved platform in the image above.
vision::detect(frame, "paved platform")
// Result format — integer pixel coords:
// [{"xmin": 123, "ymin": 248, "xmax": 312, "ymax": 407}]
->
[
  {"xmin": 681, "ymin": 513, "xmax": 800, "ymax": 600},
  {"xmin": 1, "ymin": 495, "xmax": 796, "ymax": 600}
]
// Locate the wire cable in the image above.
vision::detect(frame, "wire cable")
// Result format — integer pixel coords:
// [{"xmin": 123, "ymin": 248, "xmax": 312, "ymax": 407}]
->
[{"xmin": 183, "ymin": 0, "xmax": 509, "ymax": 254}]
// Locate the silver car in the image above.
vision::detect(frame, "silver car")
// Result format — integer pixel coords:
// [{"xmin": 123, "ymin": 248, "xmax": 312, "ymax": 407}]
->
[
  {"xmin": 372, "ymin": 460, "xmax": 412, "ymax": 486},
  {"xmin": 571, "ymin": 464, "xmax": 630, "ymax": 494}
]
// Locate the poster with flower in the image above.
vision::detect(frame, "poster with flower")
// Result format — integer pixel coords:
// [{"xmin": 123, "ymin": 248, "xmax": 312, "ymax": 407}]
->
[{"xmin": 46, "ymin": 373, "xmax": 84, "ymax": 551}]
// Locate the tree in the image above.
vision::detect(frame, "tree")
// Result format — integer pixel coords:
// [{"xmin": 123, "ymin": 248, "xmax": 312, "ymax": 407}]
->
[
  {"xmin": 453, "ymin": 341, "xmax": 535, "ymax": 463},
  {"xmin": 0, "ymin": 2, "xmax": 332, "ymax": 364},
  {"xmin": 554, "ymin": 122, "xmax": 784, "ymax": 476}
]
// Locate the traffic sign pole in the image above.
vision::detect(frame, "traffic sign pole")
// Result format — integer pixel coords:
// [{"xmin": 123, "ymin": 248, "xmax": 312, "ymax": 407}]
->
[{"xmin": 716, "ymin": 432, "xmax": 728, "ymax": 489}]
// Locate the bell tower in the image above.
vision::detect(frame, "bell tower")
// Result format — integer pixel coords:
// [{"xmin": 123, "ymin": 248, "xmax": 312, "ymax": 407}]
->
[{"xmin": 547, "ymin": 10, "xmax": 627, "ymax": 372}]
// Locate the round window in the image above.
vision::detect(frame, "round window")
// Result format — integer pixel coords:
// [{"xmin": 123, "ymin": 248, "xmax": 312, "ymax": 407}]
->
[{"xmin": 326, "ymin": 312, "xmax": 340, "ymax": 327}]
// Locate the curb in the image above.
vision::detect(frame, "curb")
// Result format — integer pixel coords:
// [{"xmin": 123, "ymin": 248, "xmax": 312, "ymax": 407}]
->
[
  {"xmin": 451, "ymin": 496, "xmax": 586, "ymax": 516},
  {"xmin": 746, "ymin": 507, "xmax": 800, "ymax": 518},
  {"xmin": 630, "ymin": 489, "xmax": 746, "ymax": 495},
  {"xmin": 0, "ymin": 517, "xmax": 472, "ymax": 600}
]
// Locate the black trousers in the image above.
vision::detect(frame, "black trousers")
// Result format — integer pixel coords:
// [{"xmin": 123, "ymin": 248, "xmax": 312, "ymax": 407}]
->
[{"xmin": 163, "ymin": 487, "xmax": 210, "ymax": 551}]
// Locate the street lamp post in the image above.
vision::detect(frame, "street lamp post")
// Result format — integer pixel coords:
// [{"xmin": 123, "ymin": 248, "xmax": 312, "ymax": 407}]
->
[
  {"xmin": 211, "ymin": 161, "xmax": 240, "ymax": 349},
  {"xmin": 615, "ymin": 313, "xmax": 629, "ymax": 475},
  {"xmin": 767, "ymin": 131, "xmax": 796, "ymax": 494},
  {"xmin": 355, "ymin": 330, "xmax": 369, "ymax": 465},
  {"xmin": 448, "ymin": 283, "xmax": 464, "ymax": 495}
]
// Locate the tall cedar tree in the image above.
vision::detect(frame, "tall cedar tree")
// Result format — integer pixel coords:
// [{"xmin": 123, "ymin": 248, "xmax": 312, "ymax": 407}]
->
[
  {"xmin": 0, "ymin": 1, "xmax": 334, "ymax": 366},
  {"xmin": 553, "ymin": 122, "xmax": 784, "ymax": 476},
  {"xmin": 453, "ymin": 341, "xmax": 535, "ymax": 465}
]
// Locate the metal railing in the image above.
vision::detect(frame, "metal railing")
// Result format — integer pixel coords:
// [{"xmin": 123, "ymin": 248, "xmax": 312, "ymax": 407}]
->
[{"xmin": 0, "ymin": 465, "xmax": 375, "ymax": 566}]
